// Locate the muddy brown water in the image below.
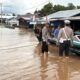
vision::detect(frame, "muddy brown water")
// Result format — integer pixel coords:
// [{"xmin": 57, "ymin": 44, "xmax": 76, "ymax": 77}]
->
[{"xmin": 0, "ymin": 26, "xmax": 80, "ymax": 80}]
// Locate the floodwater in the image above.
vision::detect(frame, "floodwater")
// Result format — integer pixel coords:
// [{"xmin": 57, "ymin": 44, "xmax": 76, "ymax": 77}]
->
[{"xmin": 0, "ymin": 25, "xmax": 80, "ymax": 80}]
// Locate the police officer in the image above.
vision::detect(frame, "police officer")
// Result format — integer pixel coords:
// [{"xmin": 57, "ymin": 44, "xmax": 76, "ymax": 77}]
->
[
  {"xmin": 41, "ymin": 23, "xmax": 49, "ymax": 56},
  {"xmin": 58, "ymin": 20, "xmax": 73, "ymax": 57}
]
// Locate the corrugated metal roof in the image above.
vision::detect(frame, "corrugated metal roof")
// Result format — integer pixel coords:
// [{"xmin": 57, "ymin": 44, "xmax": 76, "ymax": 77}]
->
[
  {"xmin": 48, "ymin": 9, "xmax": 80, "ymax": 19},
  {"xmin": 60, "ymin": 16, "xmax": 80, "ymax": 20},
  {"xmin": 0, "ymin": 15, "xmax": 14, "ymax": 19}
]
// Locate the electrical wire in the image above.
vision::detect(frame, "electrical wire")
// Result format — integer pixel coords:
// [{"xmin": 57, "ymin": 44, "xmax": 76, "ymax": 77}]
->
[
  {"xmin": 18, "ymin": 0, "xmax": 49, "ymax": 11},
  {"xmin": 0, "ymin": 0, "xmax": 49, "ymax": 11}
]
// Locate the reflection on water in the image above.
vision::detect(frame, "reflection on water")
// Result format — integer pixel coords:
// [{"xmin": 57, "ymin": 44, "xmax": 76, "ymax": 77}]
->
[
  {"xmin": 0, "ymin": 26, "xmax": 80, "ymax": 80},
  {"xmin": 58, "ymin": 58, "xmax": 69, "ymax": 80},
  {"xmin": 40, "ymin": 56, "xmax": 48, "ymax": 80}
]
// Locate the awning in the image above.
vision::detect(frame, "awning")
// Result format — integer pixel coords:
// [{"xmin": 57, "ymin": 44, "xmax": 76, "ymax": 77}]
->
[{"xmin": 29, "ymin": 22, "xmax": 37, "ymax": 24}]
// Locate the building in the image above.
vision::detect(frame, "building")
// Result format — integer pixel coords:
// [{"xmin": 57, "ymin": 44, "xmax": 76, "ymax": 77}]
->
[
  {"xmin": 18, "ymin": 13, "xmax": 44, "ymax": 28},
  {"xmin": 18, "ymin": 13, "xmax": 33, "ymax": 28},
  {"xmin": 44, "ymin": 9, "xmax": 80, "ymax": 31},
  {"xmin": 0, "ymin": 13, "xmax": 17, "ymax": 23}
]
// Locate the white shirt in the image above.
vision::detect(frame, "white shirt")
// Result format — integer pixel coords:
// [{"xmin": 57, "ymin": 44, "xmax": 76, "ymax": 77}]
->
[
  {"xmin": 42, "ymin": 26, "xmax": 48, "ymax": 42},
  {"xmin": 58, "ymin": 26, "xmax": 73, "ymax": 43}
]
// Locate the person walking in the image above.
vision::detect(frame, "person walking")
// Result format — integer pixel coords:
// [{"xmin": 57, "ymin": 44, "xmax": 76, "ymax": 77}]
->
[
  {"xmin": 58, "ymin": 20, "xmax": 73, "ymax": 59},
  {"xmin": 41, "ymin": 23, "xmax": 49, "ymax": 56}
]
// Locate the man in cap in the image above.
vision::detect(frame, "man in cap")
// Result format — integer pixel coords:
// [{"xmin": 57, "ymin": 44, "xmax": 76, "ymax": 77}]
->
[{"xmin": 58, "ymin": 20, "xmax": 73, "ymax": 59}]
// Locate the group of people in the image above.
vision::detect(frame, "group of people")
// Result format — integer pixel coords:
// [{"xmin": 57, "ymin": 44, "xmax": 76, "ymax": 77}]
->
[{"xmin": 34, "ymin": 20, "xmax": 73, "ymax": 59}]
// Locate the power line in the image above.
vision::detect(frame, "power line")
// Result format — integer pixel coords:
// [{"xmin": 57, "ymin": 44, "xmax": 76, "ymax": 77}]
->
[
  {"xmin": 1, "ymin": 0, "xmax": 53, "ymax": 14},
  {"xmin": 23, "ymin": 0, "xmax": 49, "ymax": 11}
]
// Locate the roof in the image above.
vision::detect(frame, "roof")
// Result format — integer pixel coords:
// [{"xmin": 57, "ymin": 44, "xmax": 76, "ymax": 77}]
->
[
  {"xmin": 21, "ymin": 13, "xmax": 33, "ymax": 17},
  {"xmin": 60, "ymin": 16, "xmax": 80, "ymax": 20},
  {"xmin": 21, "ymin": 17, "xmax": 31, "ymax": 20},
  {"xmin": 47, "ymin": 9, "xmax": 80, "ymax": 19},
  {"xmin": 0, "ymin": 15, "xmax": 14, "ymax": 19}
]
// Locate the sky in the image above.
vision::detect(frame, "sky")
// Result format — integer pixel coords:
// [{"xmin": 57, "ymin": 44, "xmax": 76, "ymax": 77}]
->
[{"xmin": 0, "ymin": 0, "xmax": 80, "ymax": 14}]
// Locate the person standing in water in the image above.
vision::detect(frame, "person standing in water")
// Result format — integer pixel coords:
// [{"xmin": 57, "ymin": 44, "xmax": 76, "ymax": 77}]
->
[
  {"xmin": 58, "ymin": 20, "xmax": 73, "ymax": 59},
  {"xmin": 41, "ymin": 23, "xmax": 49, "ymax": 56}
]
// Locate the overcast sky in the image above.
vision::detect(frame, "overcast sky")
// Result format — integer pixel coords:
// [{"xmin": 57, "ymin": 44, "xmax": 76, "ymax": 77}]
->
[{"xmin": 0, "ymin": 0, "xmax": 80, "ymax": 14}]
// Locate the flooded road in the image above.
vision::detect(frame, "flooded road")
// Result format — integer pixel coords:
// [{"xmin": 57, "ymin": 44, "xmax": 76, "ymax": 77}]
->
[{"xmin": 0, "ymin": 25, "xmax": 80, "ymax": 80}]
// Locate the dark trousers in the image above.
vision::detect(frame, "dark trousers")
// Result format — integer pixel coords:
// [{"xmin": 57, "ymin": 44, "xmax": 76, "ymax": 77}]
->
[
  {"xmin": 42, "ymin": 41, "xmax": 48, "ymax": 53},
  {"xmin": 37, "ymin": 36, "xmax": 42, "ymax": 42},
  {"xmin": 59, "ymin": 40, "xmax": 70, "ymax": 56}
]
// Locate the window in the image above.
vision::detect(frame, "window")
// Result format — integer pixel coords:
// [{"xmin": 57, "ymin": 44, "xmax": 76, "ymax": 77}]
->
[
  {"xmin": 73, "ymin": 36, "xmax": 79, "ymax": 42},
  {"xmin": 78, "ymin": 35, "xmax": 80, "ymax": 39}
]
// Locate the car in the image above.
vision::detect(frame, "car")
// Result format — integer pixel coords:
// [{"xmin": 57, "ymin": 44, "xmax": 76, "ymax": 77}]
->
[
  {"xmin": 49, "ymin": 34, "xmax": 80, "ymax": 56},
  {"xmin": 70, "ymin": 35, "xmax": 80, "ymax": 55},
  {"xmin": 48, "ymin": 37, "xmax": 58, "ymax": 44},
  {"xmin": 74, "ymin": 31, "xmax": 80, "ymax": 35}
]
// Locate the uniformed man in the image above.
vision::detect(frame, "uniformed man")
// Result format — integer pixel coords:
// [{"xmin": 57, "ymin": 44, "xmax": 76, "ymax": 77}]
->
[
  {"xmin": 58, "ymin": 20, "xmax": 73, "ymax": 57},
  {"xmin": 41, "ymin": 23, "xmax": 49, "ymax": 56}
]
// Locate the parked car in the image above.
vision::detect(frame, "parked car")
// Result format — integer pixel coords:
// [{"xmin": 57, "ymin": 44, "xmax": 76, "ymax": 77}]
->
[
  {"xmin": 49, "ymin": 34, "xmax": 80, "ymax": 56},
  {"xmin": 74, "ymin": 31, "xmax": 80, "ymax": 35},
  {"xmin": 70, "ymin": 35, "xmax": 80, "ymax": 55},
  {"xmin": 48, "ymin": 37, "xmax": 58, "ymax": 44}
]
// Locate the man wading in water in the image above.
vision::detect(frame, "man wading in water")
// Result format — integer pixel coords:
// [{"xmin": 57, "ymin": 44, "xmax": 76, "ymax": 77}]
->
[
  {"xmin": 41, "ymin": 23, "xmax": 49, "ymax": 56},
  {"xmin": 58, "ymin": 20, "xmax": 73, "ymax": 61}
]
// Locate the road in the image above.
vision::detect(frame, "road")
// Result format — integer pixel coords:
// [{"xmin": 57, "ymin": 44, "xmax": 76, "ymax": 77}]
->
[{"xmin": 0, "ymin": 25, "xmax": 80, "ymax": 80}]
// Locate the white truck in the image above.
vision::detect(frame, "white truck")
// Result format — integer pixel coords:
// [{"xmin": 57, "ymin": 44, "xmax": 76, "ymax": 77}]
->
[{"xmin": 6, "ymin": 18, "xmax": 19, "ymax": 27}]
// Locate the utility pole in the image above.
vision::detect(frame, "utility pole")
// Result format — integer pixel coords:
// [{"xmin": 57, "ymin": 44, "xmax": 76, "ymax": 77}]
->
[
  {"xmin": 48, "ymin": 0, "xmax": 50, "ymax": 3},
  {"xmin": 0, "ymin": 1, "xmax": 2, "ymax": 43},
  {"xmin": 0, "ymin": 2, "xmax": 2, "ymax": 24}
]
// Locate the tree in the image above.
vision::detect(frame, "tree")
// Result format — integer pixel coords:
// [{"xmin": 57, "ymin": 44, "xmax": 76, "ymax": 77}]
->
[
  {"xmin": 42, "ymin": 3, "xmax": 53, "ymax": 15},
  {"xmin": 34, "ymin": 10, "xmax": 38, "ymax": 14},
  {"xmin": 67, "ymin": 3, "xmax": 76, "ymax": 10},
  {"xmin": 35, "ymin": 3, "xmax": 54, "ymax": 17},
  {"xmin": 77, "ymin": 6, "xmax": 80, "ymax": 9},
  {"xmin": 53, "ymin": 5, "xmax": 67, "ymax": 12},
  {"xmin": 13, "ymin": 13, "xmax": 16, "ymax": 16},
  {"xmin": 34, "ymin": 3, "xmax": 77, "ymax": 17}
]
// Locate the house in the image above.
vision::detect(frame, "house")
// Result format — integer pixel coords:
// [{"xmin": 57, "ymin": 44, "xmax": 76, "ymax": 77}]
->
[
  {"xmin": 43, "ymin": 9, "xmax": 80, "ymax": 31},
  {"xmin": 18, "ymin": 13, "xmax": 33, "ymax": 28},
  {"xmin": 18, "ymin": 13, "xmax": 42, "ymax": 28}
]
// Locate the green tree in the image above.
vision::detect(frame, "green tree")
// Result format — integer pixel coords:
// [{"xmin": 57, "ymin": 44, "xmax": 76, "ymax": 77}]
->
[
  {"xmin": 34, "ymin": 3, "xmax": 77, "ymax": 17},
  {"xmin": 67, "ymin": 3, "xmax": 76, "ymax": 10},
  {"xmin": 42, "ymin": 3, "xmax": 53, "ymax": 15},
  {"xmin": 13, "ymin": 13, "xmax": 16, "ymax": 16},
  {"xmin": 53, "ymin": 5, "xmax": 67, "ymax": 12},
  {"xmin": 36, "ymin": 3, "xmax": 54, "ymax": 17},
  {"xmin": 77, "ymin": 6, "xmax": 80, "ymax": 9}
]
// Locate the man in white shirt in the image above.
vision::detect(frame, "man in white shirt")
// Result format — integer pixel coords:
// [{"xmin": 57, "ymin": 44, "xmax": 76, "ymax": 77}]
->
[
  {"xmin": 58, "ymin": 20, "xmax": 73, "ymax": 57},
  {"xmin": 41, "ymin": 23, "xmax": 49, "ymax": 56}
]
